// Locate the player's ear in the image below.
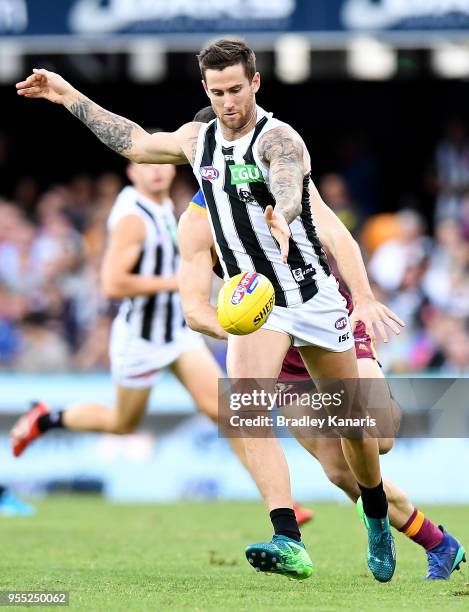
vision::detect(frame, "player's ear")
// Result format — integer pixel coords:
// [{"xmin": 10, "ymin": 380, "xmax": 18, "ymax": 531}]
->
[
  {"xmin": 251, "ymin": 72, "xmax": 260, "ymax": 94},
  {"xmin": 201, "ymin": 79, "xmax": 210, "ymax": 98},
  {"xmin": 126, "ymin": 163, "xmax": 135, "ymax": 183}
]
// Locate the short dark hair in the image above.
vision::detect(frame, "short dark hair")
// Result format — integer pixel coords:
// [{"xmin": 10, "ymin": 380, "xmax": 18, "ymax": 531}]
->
[
  {"xmin": 197, "ymin": 39, "xmax": 256, "ymax": 82},
  {"xmin": 193, "ymin": 106, "xmax": 217, "ymax": 123}
]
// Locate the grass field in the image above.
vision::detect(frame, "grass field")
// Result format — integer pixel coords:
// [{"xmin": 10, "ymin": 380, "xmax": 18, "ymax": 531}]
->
[{"xmin": 0, "ymin": 497, "xmax": 468, "ymax": 611}]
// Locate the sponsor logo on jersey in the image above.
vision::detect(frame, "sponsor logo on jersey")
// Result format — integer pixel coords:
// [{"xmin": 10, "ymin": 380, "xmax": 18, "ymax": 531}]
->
[
  {"xmin": 358, "ymin": 343, "xmax": 368, "ymax": 351},
  {"xmin": 292, "ymin": 268, "xmax": 305, "ymax": 281},
  {"xmin": 230, "ymin": 272, "xmax": 259, "ymax": 305},
  {"xmin": 338, "ymin": 332, "xmax": 350, "ymax": 343},
  {"xmin": 292, "ymin": 265, "xmax": 315, "ymax": 282},
  {"xmin": 230, "ymin": 164, "xmax": 265, "ymax": 185},
  {"xmin": 335, "ymin": 316, "xmax": 348, "ymax": 330},
  {"xmin": 200, "ymin": 166, "xmax": 219, "ymax": 182}
]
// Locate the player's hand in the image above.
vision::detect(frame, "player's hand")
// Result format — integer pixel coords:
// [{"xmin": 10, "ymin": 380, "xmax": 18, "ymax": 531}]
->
[
  {"xmin": 350, "ymin": 297, "xmax": 405, "ymax": 343},
  {"xmin": 16, "ymin": 69, "xmax": 73, "ymax": 105},
  {"xmin": 265, "ymin": 205, "xmax": 291, "ymax": 264}
]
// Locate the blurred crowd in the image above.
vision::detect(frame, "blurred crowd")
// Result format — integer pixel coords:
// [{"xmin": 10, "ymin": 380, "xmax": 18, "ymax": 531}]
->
[{"xmin": 0, "ymin": 120, "xmax": 468, "ymax": 375}]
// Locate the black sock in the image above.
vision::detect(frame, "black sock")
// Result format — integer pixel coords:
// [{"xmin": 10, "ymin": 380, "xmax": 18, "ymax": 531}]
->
[
  {"xmin": 37, "ymin": 411, "xmax": 65, "ymax": 433},
  {"xmin": 359, "ymin": 480, "xmax": 388, "ymax": 519},
  {"xmin": 270, "ymin": 508, "xmax": 301, "ymax": 542}
]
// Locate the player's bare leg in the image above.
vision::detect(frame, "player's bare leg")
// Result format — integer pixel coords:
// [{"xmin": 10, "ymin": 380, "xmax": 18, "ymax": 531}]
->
[
  {"xmin": 228, "ymin": 328, "xmax": 313, "ymax": 580},
  {"xmin": 293, "ymin": 355, "xmax": 465, "ymax": 579},
  {"xmin": 227, "ymin": 329, "xmax": 292, "ymax": 511},
  {"xmin": 170, "ymin": 344, "xmax": 312, "ymax": 526},
  {"xmin": 299, "ymin": 344, "xmax": 395, "ymax": 582},
  {"xmin": 63, "ymin": 386, "xmax": 151, "ymax": 433},
  {"xmin": 10, "ymin": 386, "xmax": 151, "ymax": 456},
  {"xmin": 170, "ymin": 345, "xmax": 249, "ymax": 470}
]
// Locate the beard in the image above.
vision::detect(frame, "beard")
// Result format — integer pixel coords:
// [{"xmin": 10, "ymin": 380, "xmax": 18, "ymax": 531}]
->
[{"xmin": 217, "ymin": 99, "xmax": 257, "ymax": 133}]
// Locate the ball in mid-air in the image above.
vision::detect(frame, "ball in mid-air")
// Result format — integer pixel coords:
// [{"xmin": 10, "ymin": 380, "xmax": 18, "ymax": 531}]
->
[{"xmin": 216, "ymin": 272, "xmax": 275, "ymax": 335}]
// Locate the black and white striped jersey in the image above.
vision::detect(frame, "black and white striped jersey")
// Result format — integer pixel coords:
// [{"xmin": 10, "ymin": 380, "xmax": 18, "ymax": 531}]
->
[
  {"xmin": 193, "ymin": 106, "xmax": 330, "ymax": 308},
  {"xmin": 107, "ymin": 186, "xmax": 185, "ymax": 344}
]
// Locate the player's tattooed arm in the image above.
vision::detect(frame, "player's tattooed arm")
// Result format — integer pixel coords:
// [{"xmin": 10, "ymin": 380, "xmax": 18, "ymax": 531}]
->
[
  {"xmin": 16, "ymin": 68, "xmax": 188, "ymax": 164},
  {"xmin": 67, "ymin": 95, "xmax": 189, "ymax": 164},
  {"xmin": 68, "ymin": 96, "xmax": 138, "ymax": 156},
  {"xmin": 258, "ymin": 126, "xmax": 305, "ymax": 224}
]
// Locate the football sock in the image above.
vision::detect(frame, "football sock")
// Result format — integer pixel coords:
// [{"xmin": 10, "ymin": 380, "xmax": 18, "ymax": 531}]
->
[
  {"xmin": 359, "ymin": 480, "xmax": 388, "ymax": 519},
  {"xmin": 399, "ymin": 508, "xmax": 444, "ymax": 550},
  {"xmin": 37, "ymin": 411, "xmax": 65, "ymax": 432},
  {"xmin": 270, "ymin": 507, "xmax": 301, "ymax": 542}
]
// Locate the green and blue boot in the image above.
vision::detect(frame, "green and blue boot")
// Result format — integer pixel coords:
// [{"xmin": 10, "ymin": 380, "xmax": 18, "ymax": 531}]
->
[
  {"xmin": 245, "ymin": 535, "xmax": 313, "ymax": 580},
  {"xmin": 357, "ymin": 497, "xmax": 396, "ymax": 583}
]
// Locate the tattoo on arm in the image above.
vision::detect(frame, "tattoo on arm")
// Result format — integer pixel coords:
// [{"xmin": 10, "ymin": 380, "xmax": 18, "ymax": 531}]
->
[
  {"xmin": 188, "ymin": 135, "xmax": 199, "ymax": 166},
  {"xmin": 68, "ymin": 96, "xmax": 139, "ymax": 156},
  {"xmin": 258, "ymin": 127, "xmax": 304, "ymax": 224}
]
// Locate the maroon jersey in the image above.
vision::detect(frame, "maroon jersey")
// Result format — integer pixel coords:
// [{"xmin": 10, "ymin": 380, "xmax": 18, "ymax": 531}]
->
[{"xmin": 279, "ymin": 278, "xmax": 376, "ymax": 381}]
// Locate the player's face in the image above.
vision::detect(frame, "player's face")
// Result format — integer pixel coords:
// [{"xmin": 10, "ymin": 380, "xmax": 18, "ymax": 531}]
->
[
  {"xmin": 203, "ymin": 64, "xmax": 260, "ymax": 132},
  {"xmin": 128, "ymin": 163, "xmax": 176, "ymax": 198}
]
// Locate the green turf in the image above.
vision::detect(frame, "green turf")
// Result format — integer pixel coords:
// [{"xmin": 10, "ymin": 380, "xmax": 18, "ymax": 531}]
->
[{"xmin": 0, "ymin": 498, "xmax": 468, "ymax": 611}]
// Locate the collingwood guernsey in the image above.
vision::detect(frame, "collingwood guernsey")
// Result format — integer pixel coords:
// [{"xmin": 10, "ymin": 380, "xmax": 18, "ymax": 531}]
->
[
  {"xmin": 194, "ymin": 106, "xmax": 331, "ymax": 308},
  {"xmin": 107, "ymin": 186, "xmax": 184, "ymax": 344}
]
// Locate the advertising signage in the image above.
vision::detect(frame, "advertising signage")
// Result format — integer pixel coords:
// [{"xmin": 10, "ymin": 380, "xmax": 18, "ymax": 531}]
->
[{"xmin": 1, "ymin": 0, "xmax": 469, "ymax": 39}]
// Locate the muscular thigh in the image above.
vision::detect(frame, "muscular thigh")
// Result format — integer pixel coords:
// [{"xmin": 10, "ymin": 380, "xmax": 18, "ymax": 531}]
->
[
  {"xmin": 227, "ymin": 328, "xmax": 291, "ymax": 379},
  {"xmin": 298, "ymin": 345, "xmax": 359, "ymax": 382},
  {"xmin": 170, "ymin": 345, "xmax": 222, "ymax": 419}
]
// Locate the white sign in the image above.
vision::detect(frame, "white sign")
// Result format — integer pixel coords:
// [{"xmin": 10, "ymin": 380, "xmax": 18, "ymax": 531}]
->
[
  {"xmin": 343, "ymin": 0, "xmax": 469, "ymax": 30},
  {"xmin": 69, "ymin": 0, "xmax": 296, "ymax": 33},
  {"xmin": 0, "ymin": 0, "xmax": 27, "ymax": 32}
]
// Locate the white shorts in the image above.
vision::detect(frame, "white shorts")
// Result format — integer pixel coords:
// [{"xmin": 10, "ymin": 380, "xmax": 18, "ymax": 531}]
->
[
  {"xmin": 263, "ymin": 274, "xmax": 354, "ymax": 352},
  {"xmin": 110, "ymin": 317, "xmax": 205, "ymax": 388}
]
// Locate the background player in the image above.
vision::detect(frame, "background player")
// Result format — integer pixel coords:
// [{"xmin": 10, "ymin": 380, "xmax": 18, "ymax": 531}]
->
[
  {"xmin": 10, "ymin": 160, "xmax": 232, "ymax": 458},
  {"xmin": 15, "ymin": 39, "xmax": 405, "ymax": 581}
]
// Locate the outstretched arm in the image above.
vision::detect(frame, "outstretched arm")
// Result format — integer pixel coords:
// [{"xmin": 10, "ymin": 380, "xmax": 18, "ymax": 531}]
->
[
  {"xmin": 309, "ymin": 180, "xmax": 405, "ymax": 343},
  {"xmin": 178, "ymin": 208, "xmax": 228, "ymax": 340},
  {"xmin": 258, "ymin": 126, "xmax": 306, "ymax": 263},
  {"xmin": 16, "ymin": 69, "xmax": 199, "ymax": 165}
]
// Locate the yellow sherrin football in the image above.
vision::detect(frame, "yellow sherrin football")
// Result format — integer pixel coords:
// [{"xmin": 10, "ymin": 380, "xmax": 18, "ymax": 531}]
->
[{"xmin": 216, "ymin": 272, "xmax": 275, "ymax": 335}]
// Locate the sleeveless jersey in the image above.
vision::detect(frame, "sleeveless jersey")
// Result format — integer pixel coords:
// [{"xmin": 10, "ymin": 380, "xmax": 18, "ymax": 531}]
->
[
  {"xmin": 193, "ymin": 106, "xmax": 330, "ymax": 308},
  {"xmin": 107, "ymin": 186, "xmax": 185, "ymax": 345}
]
